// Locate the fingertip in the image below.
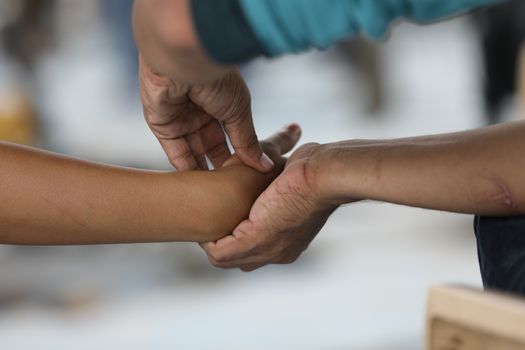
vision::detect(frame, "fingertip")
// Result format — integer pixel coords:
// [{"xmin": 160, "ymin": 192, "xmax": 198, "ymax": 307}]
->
[
  {"xmin": 288, "ymin": 124, "xmax": 301, "ymax": 145},
  {"xmin": 235, "ymin": 149, "xmax": 273, "ymax": 172},
  {"xmin": 260, "ymin": 152, "xmax": 275, "ymax": 171},
  {"xmin": 269, "ymin": 123, "xmax": 302, "ymax": 155},
  {"xmin": 283, "ymin": 123, "xmax": 301, "ymax": 144},
  {"xmin": 287, "ymin": 123, "xmax": 301, "ymax": 138}
]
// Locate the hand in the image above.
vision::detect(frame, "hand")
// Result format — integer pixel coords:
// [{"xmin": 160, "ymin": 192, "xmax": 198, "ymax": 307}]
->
[
  {"xmin": 201, "ymin": 142, "xmax": 339, "ymax": 271},
  {"xmin": 166, "ymin": 123, "xmax": 303, "ymax": 244},
  {"xmin": 221, "ymin": 124, "xmax": 302, "ymax": 171},
  {"xmin": 139, "ymin": 56, "xmax": 273, "ymax": 172}
]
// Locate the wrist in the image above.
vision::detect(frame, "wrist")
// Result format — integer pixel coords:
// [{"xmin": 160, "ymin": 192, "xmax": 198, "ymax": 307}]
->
[
  {"xmin": 294, "ymin": 143, "xmax": 342, "ymax": 208},
  {"xmin": 306, "ymin": 144, "xmax": 345, "ymax": 206},
  {"xmin": 307, "ymin": 141, "xmax": 381, "ymax": 206}
]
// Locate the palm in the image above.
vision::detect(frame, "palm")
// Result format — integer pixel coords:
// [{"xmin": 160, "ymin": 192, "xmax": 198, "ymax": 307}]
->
[
  {"xmin": 207, "ymin": 148, "xmax": 337, "ymax": 271},
  {"xmin": 236, "ymin": 160, "xmax": 335, "ymax": 270}
]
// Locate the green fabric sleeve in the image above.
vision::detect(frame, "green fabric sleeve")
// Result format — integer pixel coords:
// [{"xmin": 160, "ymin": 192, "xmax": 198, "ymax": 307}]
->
[{"xmin": 190, "ymin": 0, "xmax": 265, "ymax": 63}]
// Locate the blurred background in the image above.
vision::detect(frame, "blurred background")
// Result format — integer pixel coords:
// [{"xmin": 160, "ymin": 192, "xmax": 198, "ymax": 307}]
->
[{"xmin": 0, "ymin": 1, "xmax": 524, "ymax": 349}]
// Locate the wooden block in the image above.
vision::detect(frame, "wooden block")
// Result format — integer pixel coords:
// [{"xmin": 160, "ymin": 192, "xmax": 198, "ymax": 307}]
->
[{"xmin": 426, "ymin": 285, "xmax": 525, "ymax": 350}]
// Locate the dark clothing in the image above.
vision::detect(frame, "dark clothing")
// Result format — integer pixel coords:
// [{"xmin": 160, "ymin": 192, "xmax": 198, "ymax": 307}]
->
[
  {"xmin": 475, "ymin": 0, "xmax": 525, "ymax": 123},
  {"xmin": 190, "ymin": 0, "xmax": 264, "ymax": 64},
  {"xmin": 475, "ymin": 215, "xmax": 525, "ymax": 296}
]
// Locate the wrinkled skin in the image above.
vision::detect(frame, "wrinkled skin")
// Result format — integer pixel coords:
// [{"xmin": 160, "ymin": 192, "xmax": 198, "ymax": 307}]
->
[
  {"xmin": 202, "ymin": 142, "xmax": 339, "ymax": 271},
  {"xmin": 139, "ymin": 57, "xmax": 270, "ymax": 172}
]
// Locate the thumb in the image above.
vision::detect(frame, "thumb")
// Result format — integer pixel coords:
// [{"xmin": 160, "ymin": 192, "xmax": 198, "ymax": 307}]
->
[
  {"xmin": 223, "ymin": 112, "xmax": 275, "ymax": 172},
  {"xmin": 263, "ymin": 123, "xmax": 302, "ymax": 155}
]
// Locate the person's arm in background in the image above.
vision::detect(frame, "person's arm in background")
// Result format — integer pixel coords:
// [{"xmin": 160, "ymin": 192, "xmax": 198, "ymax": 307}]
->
[
  {"xmin": 202, "ymin": 121, "xmax": 525, "ymax": 271},
  {"xmin": 133, "ymin": 0, "xmax": 273, "ymax": 172},
  {"xmin": 132, "ymin": 0, "xmax": 500, "ymax": 171},
  {"xmin": 0, "ymin": 125, "xmax": 300, "ymax": 245},
  {"xmin": 235, "ymin": 0, "xmax": 502, "ymax": 58},
  {"xmin": 135, "ymin": 0, "xmax": 502, "ymax": 82}
]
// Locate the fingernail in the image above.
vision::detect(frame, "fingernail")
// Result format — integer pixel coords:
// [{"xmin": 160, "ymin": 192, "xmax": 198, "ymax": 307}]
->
[{"xmin": 260, "ymin": 152, "xmax": 275, "ymax": 170}]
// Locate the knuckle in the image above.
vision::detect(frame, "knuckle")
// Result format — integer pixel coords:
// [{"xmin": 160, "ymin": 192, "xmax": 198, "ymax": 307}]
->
[
  {"xmin": 171, "ymin": 151, "xmax": 193, "ymax": 162},
  {"xmin": 169, "ymin": 154, "xmax": 197, "ymax": 170},
  {"xmin": 232, "ymin": 132, "xmax": 260, "ymax": 153},
  {"xmin": 298, "ymin": 142, "xmax": 320, "ymax": 153},
  {"xmin": 224, "ymin": 101, "xmax": 250, "ymax": 124}
]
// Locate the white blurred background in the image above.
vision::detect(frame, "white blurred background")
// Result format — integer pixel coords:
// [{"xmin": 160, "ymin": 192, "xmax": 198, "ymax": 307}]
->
[{"xmin": 0, "ymin": 1, "xmax": 524, "ymax": 349}]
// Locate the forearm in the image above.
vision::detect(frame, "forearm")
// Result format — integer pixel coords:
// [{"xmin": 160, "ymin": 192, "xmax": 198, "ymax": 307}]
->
[
  {"xmin": 189, "ymin": 0, "xmax": 500, "ymax": 62},
  {"xmin": 0, "ymin": 142, "xmax": 277, "ymax": 245},
  {"xmin": 133, "ymin": 0, "xmax": 500, "ymax": 77},
  {"xmin": 316, "ymin": 121, "xmax": 525, "ymax": 216},
  {"xmin": 133, "ymin": 0, "xmax": 230, "ymax": 83}
]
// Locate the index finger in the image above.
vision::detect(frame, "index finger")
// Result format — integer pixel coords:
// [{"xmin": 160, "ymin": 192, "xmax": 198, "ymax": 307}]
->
[{"xmin": 222, "ymin": 112, "xmax": 273, "ymax": 172}]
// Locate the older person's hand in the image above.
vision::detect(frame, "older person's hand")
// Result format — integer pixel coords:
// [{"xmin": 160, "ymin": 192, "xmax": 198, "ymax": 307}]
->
[
  {"xmin": 201, "ymin": 141, "xmax": 339, "ymax": 271},
  {"xmin": 134, "ymin": 0, "xmax": 273, "ymax": 172},
  {"xmin": 139, "ymin": 57, "xmax": 273, "ymax": 172}
]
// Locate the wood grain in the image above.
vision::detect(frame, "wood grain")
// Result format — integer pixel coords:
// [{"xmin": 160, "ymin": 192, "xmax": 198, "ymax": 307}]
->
[{"xmin": 426, "ymin": 286, "xmax": 525, "ymax": 350}]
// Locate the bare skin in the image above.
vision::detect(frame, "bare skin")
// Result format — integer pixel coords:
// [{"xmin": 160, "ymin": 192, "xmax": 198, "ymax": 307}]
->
[
  {"xmin": 202, "ymin": 121, "xmax": 525, "ymax": 271},
  {"xmin": 0, "ymin": 125, "xmax": 301, "ymax": 245},
  {"xmin": 134, "ymin": 0, "xmax": 270, "ymax": 172},
  {"xmin": 133, "ymin": 0, "xmax": 525, "ymax": 272}
]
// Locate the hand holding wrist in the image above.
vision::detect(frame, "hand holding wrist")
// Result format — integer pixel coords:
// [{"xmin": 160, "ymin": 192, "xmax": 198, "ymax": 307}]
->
[
  {"xmin": 288, "ymin": 142, "xmax": 351, "ymax": 207},
  {"xmin": 201, "ymin": 139, "xmax": 339, "ymax": 271},
  {"xmin": 297, "ymin": 140, "xmax": 377, "ymax": 206}
]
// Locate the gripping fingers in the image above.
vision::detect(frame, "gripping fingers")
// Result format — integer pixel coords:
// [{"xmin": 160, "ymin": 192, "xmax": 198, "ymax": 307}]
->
[
  {"xmin": 222, "ymin": 109, "xmax": 274, "ymax": 172},
  {"xmin": 200, "ymin": 120, "xmax": 231, "ymax": 168},
  {"xmin": 185, "ymin": 132, "xmax": 208, "ymax": 170}
]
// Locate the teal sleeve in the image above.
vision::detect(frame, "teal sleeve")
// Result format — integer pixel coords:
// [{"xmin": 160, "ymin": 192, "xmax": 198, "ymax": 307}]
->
[{"xmin": 238, "ymin": 0, "xmax": 503, "ymax": 57}]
